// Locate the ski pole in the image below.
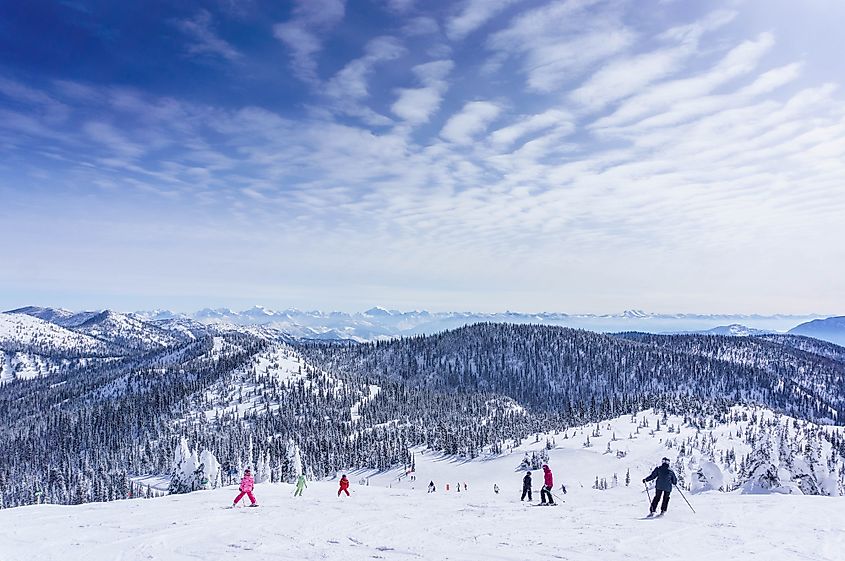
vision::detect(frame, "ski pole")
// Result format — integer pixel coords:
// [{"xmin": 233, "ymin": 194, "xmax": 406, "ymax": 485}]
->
[
  {"xmin": 643, "ymin": 482, "xmax": 651, "ymax": 503},
  {"xmin": 674, "ymin": 484, "xmax": 696, "ymax": 514}
]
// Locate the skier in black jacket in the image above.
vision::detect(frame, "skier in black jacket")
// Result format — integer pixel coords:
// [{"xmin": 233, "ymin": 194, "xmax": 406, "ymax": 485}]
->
[
  {"xmin": 643, "ymin": 457, "xmax": 678, "ymax": 515},
  {"xmin": 521, "ymin": 471, "xmax": 532, "ymax": 501}
]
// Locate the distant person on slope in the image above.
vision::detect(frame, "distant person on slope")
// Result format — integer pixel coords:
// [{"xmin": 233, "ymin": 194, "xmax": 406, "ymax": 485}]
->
[
  {"xmin": 521, "ymin": 471, "xmax": 532, "ymax": 501},
  {"xmin": 494, "ymin": 484, "xmax": 499, "ymax": 494},
  {"xmin": 428, "ymin": 481, "xmax": 436, "ymax": 493},
  {"xmin": 233, "ymin": 468, "xmax": 258, "ymax": 507},
  {"xmin": 643, "ymin": 457, "xmax": 678, "ymax": 516},
  {"xmin": 294, "ymin": 474, "xmax": 307, "ymax": 497},
  {"xmin": 338, "ymin": 474, "xmax": 350, "ymax": 497},
  {"xmin": 540, "ymin": 464, "xmax": 556, "ymax": 505}
]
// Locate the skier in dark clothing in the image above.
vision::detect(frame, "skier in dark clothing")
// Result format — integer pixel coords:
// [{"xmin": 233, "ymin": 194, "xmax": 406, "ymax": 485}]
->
[
  {"xmin": 521, "ymin": 471, "xmax": 532, "ymax": 501},
  {"xmin": 643, "ymin": 457, "xmax": 678, "ymax": 515},
  {"xmin": 428, "ymin": 481, "xmax": 436, "ymax": 493}
]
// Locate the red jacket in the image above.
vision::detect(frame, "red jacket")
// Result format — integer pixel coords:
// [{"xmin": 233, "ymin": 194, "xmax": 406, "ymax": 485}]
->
[
  {"xmin": 543, "ymin": 465, "xmax": 553, "ymax": 488},
  {"xmin": 339, "ymin": 477, "xmax": 349, "ymax": 490}
]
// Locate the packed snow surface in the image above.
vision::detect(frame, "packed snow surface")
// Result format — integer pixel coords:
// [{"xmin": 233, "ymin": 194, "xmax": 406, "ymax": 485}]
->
[{"xmin": 2, "ymin": 408, "xmax": 842, "ymax": 560}]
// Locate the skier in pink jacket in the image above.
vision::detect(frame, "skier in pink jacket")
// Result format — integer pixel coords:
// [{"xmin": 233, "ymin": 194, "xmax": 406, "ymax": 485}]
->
[
  {"xmin": 540, "ymin": 464, "xmax": 556, "ymax": 505},
  {"xmin": 233, "ymin": 468, "xmax": 258, "ymax": 507}
]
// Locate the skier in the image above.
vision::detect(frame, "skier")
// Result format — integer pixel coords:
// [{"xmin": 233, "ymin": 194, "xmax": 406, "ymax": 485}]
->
[
  {"xmin": 338, "ymin": 474, "xmax": 350, "ymax": 497},
  {"xmin": 233, "ymin": 468, "xmax": 258, "ymax": 507},
  {"xmin": 540, "ymin": 464, "xmax": 556, "ymax": 505},
  {"xmin": 294, "ymin": 474, "xmax": 307, "ymax": 497},
  {"xmin": 521, "ymin": 471, "xmax": 532, "ymax": 501},
  {"xmin": 428, "ymin": 481, "xmax": 436, "ymax": 493},
  {"xmin": 643, "ymin": 457, "xmax": 678, "ymax": 516},
  {"xmin": 493, "ymin": 484, "xmax": 500, "ymax": 494},
  {"xmin": 456, "ymin": 481, "xmax": 461, "ymax": 493}
]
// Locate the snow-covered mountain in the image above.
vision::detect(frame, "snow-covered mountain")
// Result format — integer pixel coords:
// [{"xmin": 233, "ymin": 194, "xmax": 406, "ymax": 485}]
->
[
  {"xmin": 2, "ymin": 306, "xmax": 844, "ymax": 517},
  {"xmin": 696, "ymin": 324, "xmax": 773, "ymax": 336},
  {"xmin": 71, "ymin": 310, "xmax": 188, "ymax": 351},
  {"xmin": 128, "ymin": 306, "xmax": 825, "ymax": 341},
  {"xmin": 789, "ymin": 315, "xmax": 845, "ymax": 346}
]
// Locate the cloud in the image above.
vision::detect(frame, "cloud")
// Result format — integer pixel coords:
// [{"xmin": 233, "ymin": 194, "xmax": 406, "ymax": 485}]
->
[
  {"xmin": 488, "ymin": 109, "xmax": 573, "ymax": 150},
  {"xmin": 274, "ymin": 0, "xmax": 346, "ymax": 83},
  {"xmin": 592, "ymin": 32, "xmax": 776, "ymax": 130},
  {"xmin": 487, "ymin": 0, "xmax": 635, "ymax": 93},
  {"xmin": 325, "ymin": 36, "xmax": 405, "ymax": 100},
  {"xmin": 402, "ymin": 16, "xmax": 439, "ymax": 36},
  {"xmin": 440, "ymin": 100, "xmax": 501, "ymax": 144},
  {"xmin": 391, "ymin": 60, "xmax": 453, "ymax": 124},
  {"xmin": 384, "ymin": 0, "xmax": 415, "ymax": 13},
  {"xmin": 446, "ymin": 0, "xmax": 524, "ymax": 40},
  {"xmin": 175, "ymin": 10, "xmax": 242, "ymax": 61}
]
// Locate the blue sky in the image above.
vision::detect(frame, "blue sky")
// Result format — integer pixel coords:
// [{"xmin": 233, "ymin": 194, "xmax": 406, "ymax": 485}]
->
[{"xmin": 1, "ymin": 0, "xmax": 844, "ymax": 314}]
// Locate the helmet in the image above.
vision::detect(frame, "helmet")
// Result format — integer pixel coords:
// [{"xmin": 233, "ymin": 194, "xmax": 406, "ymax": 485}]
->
[
  {"xmin": 526, "ymin": 471, "xmax": 531, "ymax": 475},
  {"xmin": 245, "ymin": 468, "xmax": 251, "ymax": 474},
  {"xmin": 662, "ymin": 457, "xmax": 670, "ymax": 464}
]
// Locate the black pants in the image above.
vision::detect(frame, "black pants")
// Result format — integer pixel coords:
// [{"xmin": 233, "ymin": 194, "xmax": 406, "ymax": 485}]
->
[
  {"xmin": 521, "ymin": 487, "xmax": 532, "ymax": 501},
  {"xmin": 540, "ymin": 486, "xmax": 554, "ymax": 504},
  {"xmin": 650, "ymin": 489, "xmax": 671, "ymax": 513}
]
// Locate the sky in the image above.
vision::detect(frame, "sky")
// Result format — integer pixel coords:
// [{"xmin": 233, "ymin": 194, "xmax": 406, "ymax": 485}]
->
[{"xmin": 1, "ymin": 0, "xmax": 844, "ymax": 315}]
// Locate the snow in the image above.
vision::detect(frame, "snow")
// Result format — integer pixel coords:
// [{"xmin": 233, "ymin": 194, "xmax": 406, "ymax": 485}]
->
[
  {"xmin": 0, "ymin": 312, "xmax": 111, "ymax": 354},
  {"xmin": 2, "ymin": 473, "xmax": 840, "ymax": 560},
  {"xmin": 2, "ymin": 407, "xmax": 843, "ymax": 560}
]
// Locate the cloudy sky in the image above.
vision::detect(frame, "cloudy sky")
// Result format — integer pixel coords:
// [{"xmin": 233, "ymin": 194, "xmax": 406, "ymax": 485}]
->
[{"xmin": 1, "ymin": 0, "xmax": 843, "ymax": 314}]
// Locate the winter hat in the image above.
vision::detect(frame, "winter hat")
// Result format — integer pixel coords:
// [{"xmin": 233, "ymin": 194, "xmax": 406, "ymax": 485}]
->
[
  {"xmin": 542, "ymin": 464, "xmax": 549, "ymax": 469},
  {"xmin": 526, "ymin": 471, "xmax": 531, "ymax": 475},
  {"xmin": 661, "ymin": 457, "xmax": 670, "ymax": 464},
  {"xmin": 245, "ymin": 468, "xmax": 252, "ymax": 474}
]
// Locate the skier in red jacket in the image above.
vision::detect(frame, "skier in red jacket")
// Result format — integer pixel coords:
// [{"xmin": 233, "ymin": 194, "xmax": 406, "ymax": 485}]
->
[
  {"xmin": 338, "ymin": 474, "xmax": 350, "ymax": 497},
  {"xmin": 540, "ymin": 464, "xmax": 556, "ymax": 505}
]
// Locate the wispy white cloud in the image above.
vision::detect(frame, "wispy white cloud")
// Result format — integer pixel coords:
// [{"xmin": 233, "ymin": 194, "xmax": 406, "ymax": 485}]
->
[
  {"xmin": 487, "ymin": 0, "xmax": 634, "ymax": 93},
  {"xmin": 391, "ymin": 60, "xmax": 453, "ymax": 124},
  {"xmin": 402, "ymin": 16, "xmax": 439, "ymax": 36},
  {"xmin": 325, "ymin": 36, "xmax": 405, "ymax": 100},
  {"xmin": 324, "ymin": 36, "xmax": 405, "ymax": 125},
  {"xmin": 488, "ymin": 109, "xmax": 573, "ymax": 150},
  {"xmin": 175, "ymin": 10, "xmax": 241, "ymax": 61},
  {"xmin": 384, "ymin": 0, "xmax": 415, "ymax": 13},
  {"xmin": 273, "ymin": 0, "xmax": 346, "ymax": 83},
  {"xmin": 570, "ymin": 10, "xmax": 738, "ymax": 112},
  {"xmin": 440, "ymin": 100, "xmax": 502, "ymax": 144},
  {"xmin": 592, "ymin": 32, "xmax": 775, "ymax": 129},
  {"xmin": 446, "ymin": 0, "xmax": 524, "ymax": 40}
]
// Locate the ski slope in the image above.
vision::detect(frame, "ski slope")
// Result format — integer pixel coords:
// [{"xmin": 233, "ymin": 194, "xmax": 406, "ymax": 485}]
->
[{"xmin": 1, "ymin": 408, "xmax": 842, "ymax": 560}]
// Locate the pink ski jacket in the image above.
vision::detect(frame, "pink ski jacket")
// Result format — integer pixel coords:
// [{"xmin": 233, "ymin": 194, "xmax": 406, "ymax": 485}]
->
[
  {"xmin": 239, "ymin": 474, "xmax": 255, "ymax": 492},
  {"xmin": 543, "ymin": 465, "xmax": 553, "ymax": 488}
]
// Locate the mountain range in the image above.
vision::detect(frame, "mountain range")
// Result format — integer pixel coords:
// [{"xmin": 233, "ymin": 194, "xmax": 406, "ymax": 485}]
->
[
  {"xmin": 9, "ymin": 305, "xmax": 838, "ymax": 343},
  {"xmin": 1, "ymin": 304, "xmax": 844, "ymax": 510}
]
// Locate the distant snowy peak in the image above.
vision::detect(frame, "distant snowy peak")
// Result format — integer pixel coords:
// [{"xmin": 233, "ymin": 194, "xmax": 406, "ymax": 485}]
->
[
  {"xmin": 704, "ymin": 324, "xmax": 772, "ymax": 336},
  {"xmin": 363, "ymin": 306, "xmax": 394, "ymax": 317},
  {"xmin": 789, "ymin": 316, "xmax": 845, "ymax": 346}
]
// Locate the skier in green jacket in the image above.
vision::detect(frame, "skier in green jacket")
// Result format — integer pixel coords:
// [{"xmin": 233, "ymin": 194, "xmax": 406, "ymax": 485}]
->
[{"xmin": 294, "ymin": 474, "xmax": 307, "ymax": 497}]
